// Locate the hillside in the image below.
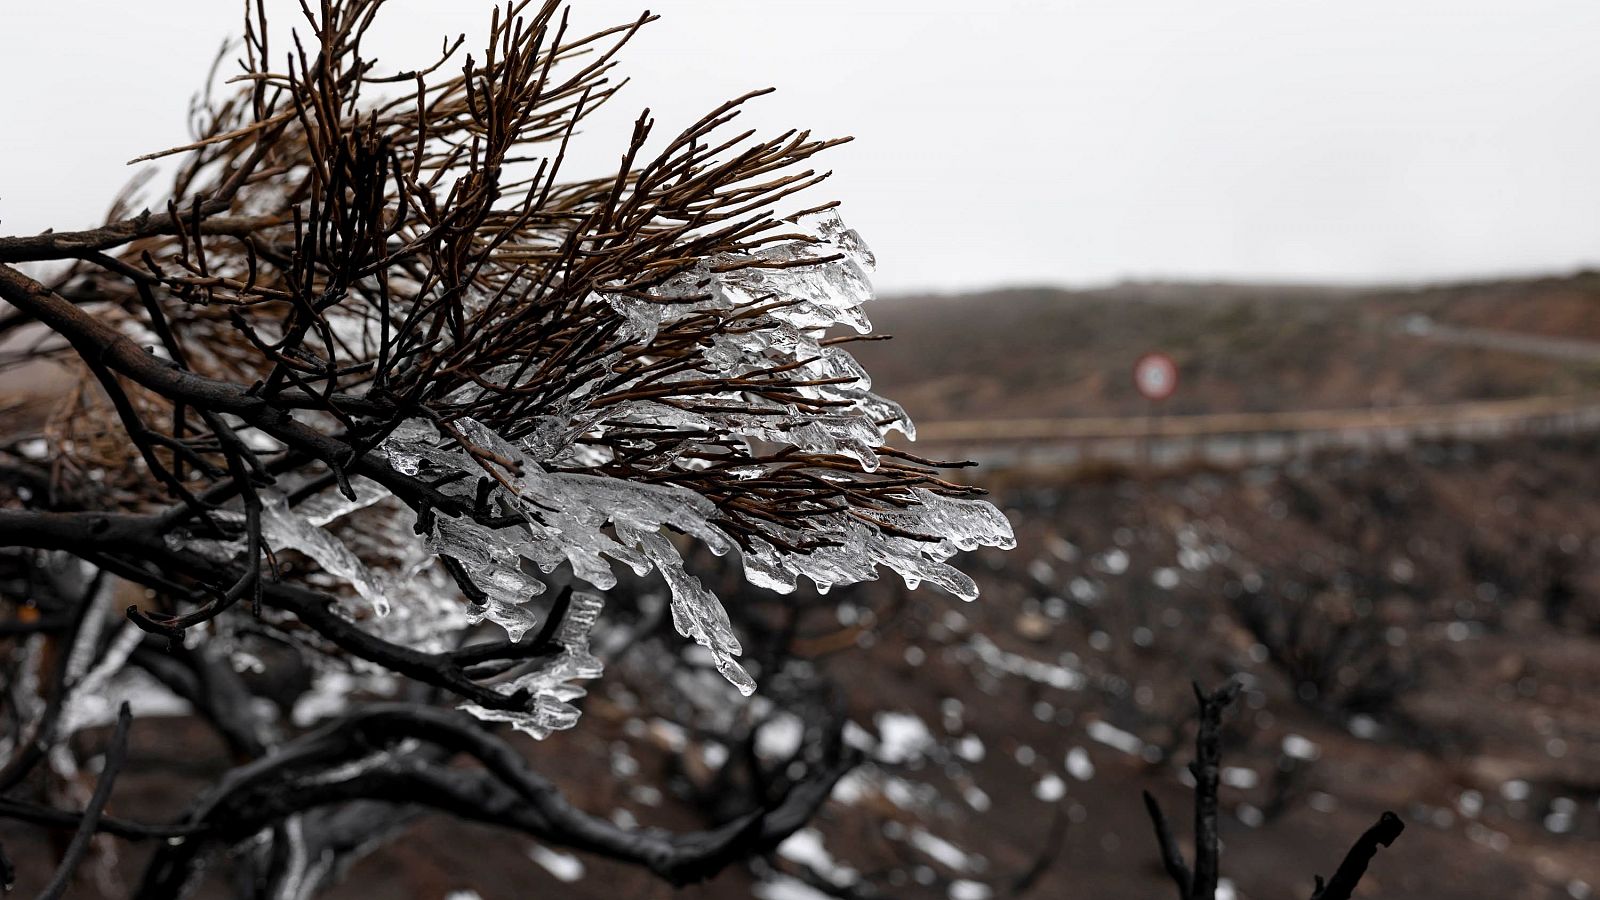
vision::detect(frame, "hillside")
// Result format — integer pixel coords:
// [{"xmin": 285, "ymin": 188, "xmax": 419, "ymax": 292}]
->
[{"xmin": 854, "ymin": 273, "xmax": 1600, "ymax": 423}]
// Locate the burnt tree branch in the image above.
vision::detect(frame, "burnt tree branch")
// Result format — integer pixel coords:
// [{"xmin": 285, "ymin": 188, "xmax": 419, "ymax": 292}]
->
[{"xmin": 1142, "ymin": 680, "xmax": 1404, "ymax": 900}]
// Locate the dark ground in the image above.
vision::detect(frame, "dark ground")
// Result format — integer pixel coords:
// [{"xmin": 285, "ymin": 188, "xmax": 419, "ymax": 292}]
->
[{"xmin": 8, "ymin": 433, "xmax": 1600, "ymax": 899}]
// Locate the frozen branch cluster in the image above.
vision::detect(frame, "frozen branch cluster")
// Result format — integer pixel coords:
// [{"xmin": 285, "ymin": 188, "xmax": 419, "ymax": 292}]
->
[
  {"xmin": 0, "ymin": 0, "xmax": 1010, "ymax": 891},
  {"xmin": 169, "ymin": 211, "xmax": 1014, "ymax": 735}
]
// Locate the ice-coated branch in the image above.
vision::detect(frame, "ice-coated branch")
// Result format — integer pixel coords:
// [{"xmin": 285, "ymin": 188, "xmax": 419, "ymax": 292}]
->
[
  {"xmin": 0, "ymin": 568, "xmax": 106, "ymax": 794},
  {"xmin": 0, "ymin": 0, "xmax": 1012, "ymax": 892},
  {"xmin": 37, "ymin": 703, "xmax": 133, "ymax": 900},
  {"xmin": 0, "ymin": 509, "xmax": 558, "ymax": 714},
  {"xmin": 132, "ymin": 703, "xmax": 858, "ymax": 896}
]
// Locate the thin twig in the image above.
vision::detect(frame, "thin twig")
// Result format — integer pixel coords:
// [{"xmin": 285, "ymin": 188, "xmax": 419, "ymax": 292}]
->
[
  {"xmin": 1141, "ymin": 790, "xmax": 1192, "ymax": 900},
  {"xmin": 37, "ymin": 703, "xmax": 134, "ymax": 900},
  {"xmin": 1311, "ymin": 811, "xmax": 1405, "ymax": 900}
]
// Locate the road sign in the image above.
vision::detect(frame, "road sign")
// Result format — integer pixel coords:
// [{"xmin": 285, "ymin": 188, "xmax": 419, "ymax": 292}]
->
[{"xmin": 1133, "ymin": 352, "xmax": 1178, "ymax": 402}]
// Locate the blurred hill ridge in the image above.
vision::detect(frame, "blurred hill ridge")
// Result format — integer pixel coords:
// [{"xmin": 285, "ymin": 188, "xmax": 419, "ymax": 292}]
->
[{"xmin": 857, "ymin": 272, "xmax": 1600, "ymax": 423}]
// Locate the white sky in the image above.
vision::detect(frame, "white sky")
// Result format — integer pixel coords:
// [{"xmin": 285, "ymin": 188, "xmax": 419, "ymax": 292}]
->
[{"xmin": 3, "ymin": 1, "xmax": 1599, "ymax": 293}]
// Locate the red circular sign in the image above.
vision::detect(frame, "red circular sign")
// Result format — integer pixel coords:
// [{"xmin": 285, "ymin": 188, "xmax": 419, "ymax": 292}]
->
[{"xmin": 1133, "ymin": 352, "xmax": 1178, "ymax": 401}]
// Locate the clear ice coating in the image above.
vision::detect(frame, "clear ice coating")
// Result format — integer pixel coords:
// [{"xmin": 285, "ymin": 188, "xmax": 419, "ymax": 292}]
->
[
  {"xmin": 622, "ymin": 525, "xmax": 756, "ymax": 696},
  {"xmin": 158, "ymin": 214, "xmax": 1013, "ymax": 741},
  {"xmin": 165, "ymin": 481, "xmax": 399, "ymax": 618},
  {"xmin": 355, "ymin": 213, "xmax": 1012, "ymax": 736},
  {"xmin": 261, "ymin": 491, "xmax": 394, "ymax": 616},
  {"xmin": 460, "ymin": 590, "xmax": 607, "ymax": 739}
]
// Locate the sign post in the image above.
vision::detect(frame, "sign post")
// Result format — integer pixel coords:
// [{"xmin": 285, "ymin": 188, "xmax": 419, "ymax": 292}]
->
[{"xmin": 1132, "ymin": 352, "xmax": 1179, "ymax": 470}]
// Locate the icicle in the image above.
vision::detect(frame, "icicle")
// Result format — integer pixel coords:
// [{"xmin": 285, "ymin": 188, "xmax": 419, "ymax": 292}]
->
[
  {"xmin": 261, "ymin": 491, "xmax": 395, "ymax": 616},
  {"xmin": 295, "ymin": 476, "xmax": 390, "ymax": 527},
  {"xmin": 460, "ymin": 591, "xmax": 607, "ymax": 739},
  {"xmin": 620, "ymin": 525, "xmax": 756, "ymax": 696},
  {"xmin": 427, "ymin": 513, "xmax": 547, "ymax": 641}
]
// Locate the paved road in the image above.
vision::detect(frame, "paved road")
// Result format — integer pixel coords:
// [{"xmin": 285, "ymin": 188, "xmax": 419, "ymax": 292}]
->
[
  {"xmin": 911, "ymin": 393, "xmax": 1600, "ymax": 471},
  {"xmin": 1395, "ymin": 315, "xmax": 1600, "ymax": 363},
  {"xmin": 908, "ymin": 321, "xmax": 1600, "ymax": 472}
]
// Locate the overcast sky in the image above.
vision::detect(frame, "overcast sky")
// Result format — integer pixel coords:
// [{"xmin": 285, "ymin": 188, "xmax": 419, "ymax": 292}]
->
[{"xmin": 4, "ymin": 1, "xmax": 1599, "ymax": 293}]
